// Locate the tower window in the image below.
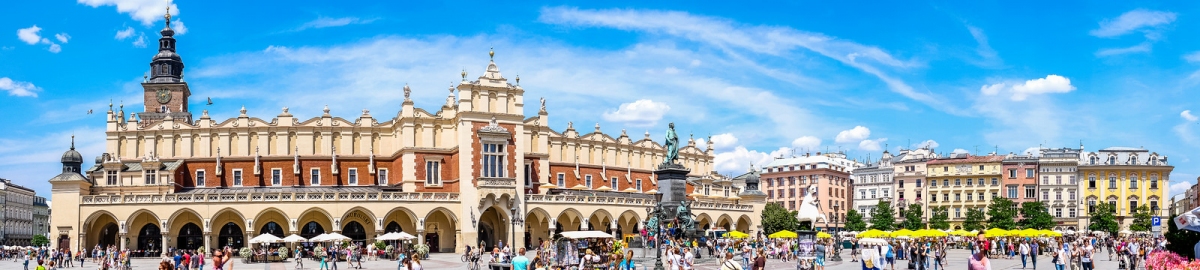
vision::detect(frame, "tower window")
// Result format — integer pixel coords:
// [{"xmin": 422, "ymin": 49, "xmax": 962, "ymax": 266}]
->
[{"xmin": 161, "ymin": 64, "xmax": 169, "ymax": 74}]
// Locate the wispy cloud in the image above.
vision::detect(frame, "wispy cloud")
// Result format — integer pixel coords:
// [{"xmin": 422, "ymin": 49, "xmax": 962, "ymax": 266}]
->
[
  {"xmin": 966, "ymin": 25, "xmax": 1002, "ymax": 68},
  {"xmin": 292, "ymin": 16, "xmax": 379, "ymax": 32},
  {"xmin": 0, "ymin": 77, "xmax": 40, "ymax": 97},
  {"xmin": 115, "ymin": 26, "xmax": 135, "ymax": 40},
  {"xmin": 1090, "ymin": 9, "xmax": 1176, "ymax": 39},
  {"xmin": 601, "ymin": 99, "xmax": 670, "ymax": 127},
  {"xmin": 17, "ymin": 25, "xmax": 65, "ymax": 53},
  {"xmin": 77, "ymin": 0, "xmax": 178, "ymax": 26},
  {"xmin": 1096, "ymin": 42, "xmax": 1152, "ymax": 57}
]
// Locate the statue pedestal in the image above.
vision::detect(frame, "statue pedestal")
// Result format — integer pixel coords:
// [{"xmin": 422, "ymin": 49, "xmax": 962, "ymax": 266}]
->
[{"xmin": 655, "ymin": 163, "xmax": 691, "ymax": 220}]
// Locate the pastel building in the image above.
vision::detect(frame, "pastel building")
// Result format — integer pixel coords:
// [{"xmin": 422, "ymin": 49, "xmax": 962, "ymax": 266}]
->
[
  {"xmin": 761, "ymin": 152, "xmax": 859, "ymax": 231},
  {"xmin": 1079, "ymin": 147, "xmax": 1171, "ymax": 231},
  {"xmin": 1038, "ymin": 147, "xmax": 1082, "ymax": 230},
  {"xmin": 925, "ymin": 154, "xmax": 1004, "ymax": 229}
]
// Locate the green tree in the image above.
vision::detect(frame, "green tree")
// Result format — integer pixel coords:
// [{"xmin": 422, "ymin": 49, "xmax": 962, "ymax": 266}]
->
[
  {"xmin": 902, "ymin": 203, "xmax": 925, "ymax": 230},
  {"xmin": 32, "ymin": 235, "xmax": 48, "ymax": 247},
  {"xmin": 1089, "ymin": 202, "xmax": 1119, "ymax": 235},
  {"xmin": 963, "ymin": 207, "xmax": 987, "ymax": 231},
  {"xmin": 1130, "ymin": 205, "xmax": 1153, "ymax": 232},
  {"xmin": 869, "ymin": 200, "xmax": 897, "ymax": 231},
  {"xmin": 761, "ymin": 202, "xmax": 799, "ymax": 234},
  {"xmin": 986, "ymin": 197, "xmax": 1018, "ymax": 230},
  {"xmin": 929, "ymin": 206, "xmax": 951, "ymax": 230},
  {"xmin": 845, "ymin": 209, "xmax": 868, "ymax": 231},
  {"xmin": 1018, "ymin": 201, "xmax": 1056, "ymax": 229}
]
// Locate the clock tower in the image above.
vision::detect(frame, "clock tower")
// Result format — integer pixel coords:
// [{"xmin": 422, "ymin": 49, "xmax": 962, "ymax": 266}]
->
[{"xmin": 140, "ymin": 7, "xmax": 191, "ymax": 124}]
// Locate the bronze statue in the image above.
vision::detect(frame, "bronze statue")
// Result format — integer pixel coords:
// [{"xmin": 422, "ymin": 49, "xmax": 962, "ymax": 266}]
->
[{"xmin": 662, "ymin": 123, "xmax": 679, "ymax": 166}]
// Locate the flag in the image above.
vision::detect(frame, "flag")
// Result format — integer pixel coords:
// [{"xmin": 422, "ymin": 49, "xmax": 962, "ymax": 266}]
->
[{"xmin": 1175, "ymin": 206, "xmax": 1200, "ymax": 232}]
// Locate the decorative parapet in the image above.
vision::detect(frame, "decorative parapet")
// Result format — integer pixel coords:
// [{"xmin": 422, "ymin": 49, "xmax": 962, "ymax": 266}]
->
[
  {"xmin": 525, "ymin": 194, "xmax": 656, "ymax": 207},
  {"xmin": 80, "ymin": 192, "xmax": 459, "ymax": 205},
  {"xmin": 478, "ymin": 177, "xmax": 516, "ymax": 188},
  {"xmin": 690, "ymin": 201, "xmax": 755, "ymax": 212}
]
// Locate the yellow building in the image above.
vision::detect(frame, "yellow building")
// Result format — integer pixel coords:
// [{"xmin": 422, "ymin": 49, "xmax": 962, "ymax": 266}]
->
[
  {"xmin": 925, "ymin": 154, "xmax": 1004, "ymax": 229},
  {"xmin": 1079, "ymin": 147, "xmax": 1171, "ymax": 231}
]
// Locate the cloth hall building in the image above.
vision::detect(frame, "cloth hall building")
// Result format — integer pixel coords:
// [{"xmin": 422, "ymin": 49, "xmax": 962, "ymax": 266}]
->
[{"xmin": 49, "ymin": 15, "xmax": 763, "ymax": 254}]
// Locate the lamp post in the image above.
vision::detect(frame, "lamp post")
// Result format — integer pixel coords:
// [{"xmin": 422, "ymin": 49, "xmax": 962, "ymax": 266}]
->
[
  {"xmin": 510, "ymin": 202, "xmax": 524, "ymax": 262},
  {"xmin": 646, "ymin": 193, "xmax": 666, "ymax": 270}
]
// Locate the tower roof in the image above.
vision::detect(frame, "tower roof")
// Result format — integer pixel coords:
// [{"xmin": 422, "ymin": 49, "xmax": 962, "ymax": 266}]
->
[{"xmin": 61, "ymin": 135, "xmax": 82, "ymax": 164}]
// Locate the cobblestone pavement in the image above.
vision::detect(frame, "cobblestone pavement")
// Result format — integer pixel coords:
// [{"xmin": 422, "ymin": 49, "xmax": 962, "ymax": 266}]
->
[{"xmin": 0, "ymin": 248, "xmax": 1128, "ymax": 270}]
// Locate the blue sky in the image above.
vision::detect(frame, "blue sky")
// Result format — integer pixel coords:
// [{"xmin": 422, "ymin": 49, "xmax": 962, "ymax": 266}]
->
[{"xmin": 2, "ymin": 1, "xmax": 1199, "ymax": 198}]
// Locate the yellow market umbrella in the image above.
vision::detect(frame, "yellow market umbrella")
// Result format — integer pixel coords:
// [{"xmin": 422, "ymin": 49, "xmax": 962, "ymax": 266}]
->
[
  {"xmin": 890, "ymin": 229, "xmax": 916, "ymax": 238},
  {"xmin": 984, "ymin": 228, "xmax": 1009, "ymax": 238},
  {"xmin": 1040, "ymin": 230, "xmax": 1062, "ymax": 237},
  {"xmin": 1017, "ymin": 228, "xmax": 1042, "ymax": 237},
  {"xmin": 817, "ymin": 232, "xmax": 832, "ymax": 239},
  {"xmin": 725, "ymin": 231, "xmax": 750, "ymax": 239},
  {"xmin": 916, "ymin": 229, "xmax": 948, "ymax": 238},
  {"xmin": 857, "ymin": 229, "xmax": 889, "ymax": 238},
  {"xmin": 768, "ymin": 230, "xmax": 798, "ymax": 239},
  {"xmin": 950, "ymin": 229, "xmax": 972, "ymax": 236}
]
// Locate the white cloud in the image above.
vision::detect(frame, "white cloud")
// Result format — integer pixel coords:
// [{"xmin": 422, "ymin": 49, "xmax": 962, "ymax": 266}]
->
[
  {"xmin": 710, "ymin": 133, "xmax": 739, "ymax": 152},
  {"xmin": 293, "ymin": 16, "xmax": 378, "ymax": 32},
  {"xmin": 1185, "ymin": 51, "xmax": 1200, "ymax": 63},
  {"xmin": 132, "ymin": 33, "xmax": 146, "ymax": 48},
  {"xmin": 77, "ymin": 0, "xmax": 178, "ymax": 26},
  {"xmin": 602, "ymin": 99, "xmax": 670, "ymax": 127},
  {"xmin": 714, "ymin": 146, "xmax": 781, "ymax": 175},
  {"xmin": 115, "ymin": 26, "xmax": 135, "ymax": 40},
  {"xmin": 1090, "ymin": 9, "xmax": 1177, "ymax": 38},
  {"xmin": 1183, "ymin": 110, "xmax": 1199, "ymax": 121},
  {"xmin": 17, "ymin": 25, "xmax": 43, "ymax": 44},
  {"xmin": 859, "ymin": 138, "xmax": 887, "ymax": 151},
  {"xmin": 172, "ymin": 19, "xmax": 187, "ymax": 35},
  {"xmin": 915, "ymin": 139, "xmax": 938, "ymax": 149},
  {"xmin": 966, "ymin": 25, "xmax": 1002, "ymax": 67},
  {"xmin": 0, "ymin": 77, "xmax": 40, "ymax": 97},
  {"xmin": 952, "ymin": 148, "xmax": 969, "ymax": 154},
  {"xmin": 55, "ymin": 33, "xmax": 70, "ymax": 43},
  {"xmin": 1096, "ymin": 42, "xmax": 1152, "ymax": 57},
  {"xmin": 536, "ymin": 7, "xmax": 948, "ymax": 109},
  {"xmin": 835, "ymin": 126, "xmax": 871, "ymax": 143},
  {"xmin": 1022, "ymin": 147, "xmax": 1042, "ymax": 157},
  {"xmin": 1169, "ymin": 181, "xmax": 1192, "ymax": 198},
  {"xmin": 980, "ymin": 75, "xmax": 1075, "ymax": 101},
  {"xmin": 790, "ymin": 136, "xmax": 821, "ymax": 152},
  {"xmin": 48, "ymin": 43, "xmax": 61, "ymax": 53},
  {"xmin": 0, "ymin": 126, "xmax": 107, "ymax": 195}
]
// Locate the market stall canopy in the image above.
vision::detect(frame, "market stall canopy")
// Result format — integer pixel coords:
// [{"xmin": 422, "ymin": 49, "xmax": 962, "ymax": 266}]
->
[
  {"xmin": 560, "ymin": 231, "xmax": 615, "ymax": 239},
  {"xmin": 858, "ymin": 238, "xmax": 888, "ymax": 245},
  {"xmin": 817, "ymin": 232, "xmax": 832, "ymax": 239},
  {"xmin": 250, "ymin": 234, "xmax": 282, "ymax": 244},
  {"xmin": 890, "ymin": 229, "xmax": 915, "ymax": 238},
  {"xmin": 857, "ymin": 229, "xmax": 889, "ymax": 238},
  {"xmin": 378, "ymin": 232, "xmax": 417, "ymax": 241},
  {"xmin": 282, "ymin": 234, "xmax": 308, "ymax": 243},
  {"xmin": 725, "ymin": 231, "xmax": 750, "ymax": 239},
  {"xmin": 768, "ymin": 230, "xmax": 796, "ymax": 238}
]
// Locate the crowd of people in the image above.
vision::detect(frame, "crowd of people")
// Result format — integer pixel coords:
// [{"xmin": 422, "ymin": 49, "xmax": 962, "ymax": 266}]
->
[{"xmin": 848, "ymin": 233, "xmax": 1170, "ymax": 270}]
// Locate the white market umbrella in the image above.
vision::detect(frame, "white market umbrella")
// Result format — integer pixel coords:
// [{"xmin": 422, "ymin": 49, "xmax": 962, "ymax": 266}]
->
[
  {"xmin": 250, "ymin": 234, "xmax": 283, "ymax": 244},
  {"xmin": 282, "ymin": 234, "xmax": 308, "ymax": 243},
  {"xmin": 316, "ymin": 232, "xmax": 351, "ymax": 242}
]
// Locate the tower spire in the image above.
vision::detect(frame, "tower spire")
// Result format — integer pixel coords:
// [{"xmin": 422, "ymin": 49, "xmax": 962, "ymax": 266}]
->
[{"xmin": 70, "ymin": 134, "xmax": 75, "ymax": 150}]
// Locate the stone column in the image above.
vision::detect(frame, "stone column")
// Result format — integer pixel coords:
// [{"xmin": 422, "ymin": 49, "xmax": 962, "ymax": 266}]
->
[
  {"xmin": 162, "ymin": 234, "xmax": 170, "ymax": 256},
  {"xmin": 78, "ymin": 232, "xmax": 86, "ymax": 250},
  {"xmin": 203, "ymin": 233, "xmax": 211, "ymax": 252},
  {"xmin": 119, "ymin": 233, "xmax": 127, "ymax": 250},
  {"xmin": 416, "ymin": 229, "xmax": 425, "ymax": 247}
]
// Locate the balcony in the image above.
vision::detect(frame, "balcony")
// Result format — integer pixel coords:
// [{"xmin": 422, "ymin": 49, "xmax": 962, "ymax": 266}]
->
[{"xmin": 478, "ymin": 177, "xmax": 517, "ymax": 188}]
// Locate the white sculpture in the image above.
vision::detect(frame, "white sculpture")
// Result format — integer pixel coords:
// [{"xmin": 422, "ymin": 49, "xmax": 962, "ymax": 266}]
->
[{"xmin": 796, "ymin": 185, "xmax": 828, "ymax": 226}]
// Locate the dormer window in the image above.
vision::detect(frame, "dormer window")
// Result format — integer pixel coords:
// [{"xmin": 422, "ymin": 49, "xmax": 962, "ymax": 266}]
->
[
  {"xmin": 1128, "ymin": 155, "xmax": 1138, "ymax": 165},
  {"xmin": 1107, "ymin": 156, "xmax": 1116, "ymax": 165},
  {"xmin": 1089, "ymin": 156, "xmax": 1098, "ymax": 165}
]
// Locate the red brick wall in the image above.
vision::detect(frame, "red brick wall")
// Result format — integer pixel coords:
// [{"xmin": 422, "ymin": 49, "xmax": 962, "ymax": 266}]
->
[
  {"xmin": 414, "ymin": 152, "xmax": 461, "ymax": 192},
  {"xmin": 546, "ymin": 164, "xmax": 658, "ymax": 191},
  {"xmin": 469, "ymin": 121, "xmax": 518, "ymax": 185},
  {"xmin": 176, "ymin": 158, "xmax": 406, "ymax": 188}
]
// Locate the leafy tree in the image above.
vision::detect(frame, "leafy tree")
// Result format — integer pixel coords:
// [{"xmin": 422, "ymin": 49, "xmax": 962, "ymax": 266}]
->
[
  {"xmin": 845, "ymin": 209, "xmax": 867, "ymax": 231},
  {"xmin": 929, "ymin": 206, "xmax": 951, "ymax": 230},
  {"xmin": 1130, "ymin": 205, "xmax": 1153, "ymax": 232},
  {"xmin": 1018, "ymin": 201, "xmax": 1056, "ymax": 230},
  {"xmin": 1166, "ymin": 214, "xmax": 1200, "ymax": 259},
  {"xmin": 32, "ymin": 235, "xmax": 48, "ymax": 247},
  {"xmin": 986, "ymin": 197, "xmax": 1018, "ymax": 230},
  {"xmin": 1088, "ymin": 202, "xmax": 1119, "ymax": 235},
  {"xmin": 869, "ymin": 200, "xmax": 897, "ymax": 231},
  {"xmin": 761, "ymin": 202, "xmax": 799, "ymax": 234},
  {"xmin": 963, "ymin": 207, "xmax": 987, "ymax": 231},
  {"xmin": 902, "ymin": 203, "xmax": 925, "ymax": 230}
]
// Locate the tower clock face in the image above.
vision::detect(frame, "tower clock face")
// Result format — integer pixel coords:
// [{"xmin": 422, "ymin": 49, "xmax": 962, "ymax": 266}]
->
[{"xmin": 156, "ymin": 88, "xmax": 171, "ymax": 104}]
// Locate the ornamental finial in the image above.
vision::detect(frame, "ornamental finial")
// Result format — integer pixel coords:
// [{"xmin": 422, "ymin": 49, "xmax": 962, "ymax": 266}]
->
[{"xmin": 489, "ymin": 47, "xmax": 494, "ymax": 60}]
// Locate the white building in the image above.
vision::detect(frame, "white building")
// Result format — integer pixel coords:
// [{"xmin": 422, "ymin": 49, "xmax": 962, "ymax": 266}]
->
[
  {"xmin": 1038, "ymin": 147, "xmax": 1082, "ymax": 230},
  {"xmin": 852, "ymin": 151, "xmax": 895, "ymax": 220}
]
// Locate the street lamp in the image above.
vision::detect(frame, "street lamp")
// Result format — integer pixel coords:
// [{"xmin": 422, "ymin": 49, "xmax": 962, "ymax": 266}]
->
[
  {"xmin": 510, "ymin": 201, "xmax": 524, "ymax": 260},
  {"xmin": 646, "ymin": 193, "xmax": 666, "ymax": 270}
]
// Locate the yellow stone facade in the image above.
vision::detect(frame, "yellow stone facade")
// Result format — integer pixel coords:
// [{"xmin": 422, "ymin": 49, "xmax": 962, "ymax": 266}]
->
[
  {"xmin": 1079, "ymin": 147, "xmax": 1171, "ymax": 231},
  {"xmin": 925, "ymin": 154, "xmax": 1004, "ymax": 229}
]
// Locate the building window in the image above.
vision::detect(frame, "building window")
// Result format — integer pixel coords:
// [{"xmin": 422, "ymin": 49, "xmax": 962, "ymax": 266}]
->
[
  {"xmin": 271, "ymin": 169, "xmax": 282, "ymax": 186},
  {"xmin": 1088, "ymin": 199, "xmax": 1096, "ymax": 213},
  {"xmin": 1151, "ymin": 200, "xmax": 1159, "ymax": 212},
  {"xmin": 1055, "ymin": 208, "xmax": 1062, "ymax": 218},
  {"xmin": 232, "ymin": 169, "xmax": 242, "ymax": 186},
  {"xmin": 1108, "ymin": 176, "xmax": 1117, "ymax": 189},
  {"xmin": 1042, "ymin": 190, "xmax": 1049, "ymax": 200},
  {"xmin": 378, "ymin": 168, "xmax": 389, "ymax": 185},
  {"xmin": 1130, "ymin": 201, "xmax": 1138, "ymax": 213},
  {"xmin": 768, "ymin": 190, "xmax": 774, "ymax": 199},
  {"xmin": 870, "ymin": 189, "xmax": 876, "ymax": 199},
  {"xmin": 955, "ymin": 208, "xmax": 961, "ymax": 218},
  {"xmin": 955, "ymin": 179, "xmax": 961, "ymax": 186},
  {"xmin": 1088, "ymin": 176, "xmax": 1096, "ymax": 188},
  {"xmin": 860, "ymin": 190, "xmax": 866, "ymax": 199},
  {"xmin": 311, "ymin": 168, "xmax": 320, "ymax": 186},
  {"xmin": 425, "ymin": 161, "xmax": 441, "ymax": 185},
  {"xmin": 789, "ymin": 201, "xmax": 796, "ymax": 210},
  {"xmin": 943, "ymin": 194, "xmax": 949, "ymax": 201},
  {"xmin": 524, "ymin": 164, "xmax": 533, "ymax": 187},
  {"xmin": 1150, "ymin": 175, "xmax": 1159, "ymax": 189},
  {"xmin": 145, "ymin": 170, "xmax": 158, "ymax": 185},
  {"xmin": 1129, "ymin": 175, "xmax": 1138, "ymax": 189},
  {"xmin": 916, "ymin": 179, "xmax": 922, "ymax": 187},
  {"xmin": 585, "ymin": 175, "xmax": 593, "ymax": 188},
  {"xmin": 1056, "ymin": 191, "xmax": 1062, "ymax": 200},
  {"xmin": 1069, "ymin": 208, "xmax": 1076, "ymax": 218},
  {"xmin": 1042, "ymin": 176, "xmax": 1049, "ymax": 185},
  {"xmin": 882, "ymin": 188, "xmax": 889, "ymax": 198},
  {"xmin": 1069, "ymin": 191, "xmax": 1076, "ymax": 200},
  {"xmin": 955, "ymin": 193, "xmax": 961, "ymax": 201},
  {"xmin": 1025, "ymin": 186, "xmax": 1036, "ymax": 198},
  {"xmin": 899, "ymin": 180, "xmax": 904, "ymax": 188},
  {"xmin": 347, "ymin": 168, "xmax": 358, "ymax": 185},
  {"xmin": 1009, "ymin": 169, "xmax": 1017, "ymax": 178},
  {"xmin": 943, "ymin": 179, "xmax": 949, "ymax": 187},
  {"xmin": 557, "ymin": 173, "xmax": 565, "ymax": 188},
  {"xmin": 1026, "ymin": 168, "xmax": 1034, "ymax": 178},
  {"xmin": 1007, "ymin": 186, "xmax": 1017, "ymax": 198},
  {"xmin": 611, "ymin": 177, "xmax": 618, "ymax": 189},
  {"xmin": 195, "ymin": 170, "xmax": 204, "ymax": 187},
  {"xmin": 482, "ymin": 143, "xmax": 505, "ymax": 178},
  {"xmin": 966, "ymin": 178, "xmax": 973, "ymax": 186},
  {"xmin": 1069, "ymin": 176, "xmax": 1076, "ymax": 184}
]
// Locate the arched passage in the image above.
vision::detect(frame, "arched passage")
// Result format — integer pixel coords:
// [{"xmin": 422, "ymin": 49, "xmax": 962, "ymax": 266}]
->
[
  {"xmin": 477, "ymin": 205, "xmax": 509, "ymax": 251},
  {"xmin": 737, "ymin": 215, "xmax": 752, "ymax": 233},
  {"xmin": 525, "ymin": 208, "xmax": 552, "ymax": 249},
  {"xmin": 167, "ymin": 209, "xmax": 204, "ymax": 249},
  {"xmin": 177, "ymin": 223, "xmax": 204, "ymax": 250},
  {"xmin": 696, "ymin": 213, "xmax": 713, "ymax": 231},
  {"xmin": 254, "ymin": 208, "xmax": 290, "ymax": 237},
  {"xmin": 126, "ymin": 210, "xmax": 161, "ymax": 254},
  {"xmin": 383, "ymin": 207, "xmax": 418, "ymax": 235},
  {"xmin": 717, "ymin": 214, "xmax": 733, "ymax": 230},
  {"xmin": 341, "ymin": 207, "xmax": 377, "ymax": 244},
  {"xmin": 617, "ymin": 210, "xmax": 641, "ymax": 236},
  {"xmin": 588, "ymin": 209, "xmax": 614, "ymax": 233},
  {"xmin": 556, "ymin": 209, "xmax": 583, "ymax": 233},
  {"xmin": 136, "ymin": 223, "xmax": 162, "ymax": 252},
  {"xmin": 343, "ymin": 221, "xmax": 368, "ymax": 245},
  {"xmin": 84, "ymin": 211, "xmax": 120, "ymax": 249},
  {"xmin": 424, "ymin": 207, "xmax": 458, "ymax": 253},
  {"xmin": 297, "ymin": 207, "xmax": 334, "ymax": 235},
  {"xmin": 212, "ymin": 208, "xmax": 246, "ymax": 250}
]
